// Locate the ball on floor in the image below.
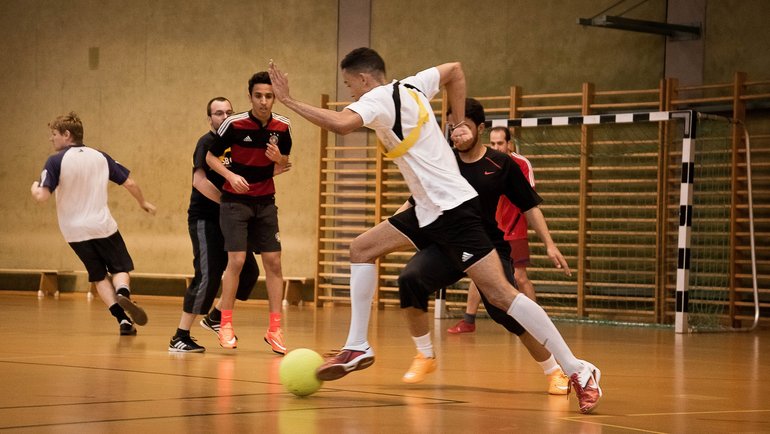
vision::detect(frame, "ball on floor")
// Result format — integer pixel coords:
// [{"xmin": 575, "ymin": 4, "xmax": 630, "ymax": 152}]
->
[{"xmin": 279, "ymin": 348, "xmax": 324, "ymax": 396}]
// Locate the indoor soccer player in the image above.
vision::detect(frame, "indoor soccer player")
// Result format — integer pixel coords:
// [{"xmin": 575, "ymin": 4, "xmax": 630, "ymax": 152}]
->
[
  {"xmin": 31, "ymin": 112, "xmax": 154, "ymax": 336},
  {"xmin": 268, "ymin": 48, "xmax": 602, "ymax": 413}
]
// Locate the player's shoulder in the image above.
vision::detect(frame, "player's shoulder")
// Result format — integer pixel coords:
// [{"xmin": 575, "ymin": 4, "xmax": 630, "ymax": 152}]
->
[
  {"xmin": 485, "ymin": 147, "xmax": 512, "ymax": 164},
  {"xmin": 271, "ymin": 113, "xmax": 292, "ymax": 128},
  {"xmin": 510, "ymin": 151, "xmax": 532, "ymax": 164},
  {"xmin": 217, "ymin": 111, "xmax": 250, "ymax": 135}
]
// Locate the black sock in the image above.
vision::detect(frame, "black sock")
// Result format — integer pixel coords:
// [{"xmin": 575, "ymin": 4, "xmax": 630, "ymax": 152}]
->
[
  {"xmin": 175, "ymin": 328, "xmax": 190, "ymax": 339},
  {"xmin": 116, "ymin": 286, "xmax": 130, "ymax": 298},
  {"xmin": 208, "ymin": 307, "xmax": 221, "ymax": 321},
  {"xmin": 463, "ymin": 313, "xmax": 477, "ymax": 324},
  {"xmin": 109, "ymin": 304, "xmax": 131, "ymax": 323}
]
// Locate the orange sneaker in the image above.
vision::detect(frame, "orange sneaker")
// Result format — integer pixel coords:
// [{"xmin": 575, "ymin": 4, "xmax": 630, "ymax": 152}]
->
[
  {"xmin": 218, "ymin": 323, "xmax": 237, "ymax": 349},
  {"xmin": 568, "ymin": 361, "xmax": 602, "ymax": 414},
  {"xmin": 447, "ymin": 320, "xmax": 475, "ymax": 334},
  {"xmin": 402, "ymin": 353, "xmax": 437, "ymax": 384},
  {"xmin": 547, "ymin": 369, "xmax": 570, "ymax": 395},
  {"xmin": 264, "ymin": 328, "xmax": 286, "ymax": 355}
]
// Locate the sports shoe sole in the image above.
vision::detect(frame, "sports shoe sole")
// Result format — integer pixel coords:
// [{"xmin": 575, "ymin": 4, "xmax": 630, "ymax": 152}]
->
[
  {"xmin": 117, "ymin": 295, "xmax": 148, "ymax": 326},
  {"xmin": 168, "ymin": 346, "xmax": 205, "ymax": 353},
  {"xmin": 317, "ymin": 355, "xmax": 375, "ymax": 381},
  {"xmin": 264, "ymin": 336, "xmax": 286, "ymax": 355}
]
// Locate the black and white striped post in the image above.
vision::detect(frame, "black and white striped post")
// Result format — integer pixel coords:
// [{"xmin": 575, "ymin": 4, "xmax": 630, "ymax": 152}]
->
[{"xmin": 673, "ymin": 111, "xmax": 695, "ymax": 333}]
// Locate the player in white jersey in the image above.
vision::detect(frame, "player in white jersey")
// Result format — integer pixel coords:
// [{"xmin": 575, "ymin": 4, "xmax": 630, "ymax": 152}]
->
[
  {"xmin": 31, "ymin": 112, "xmax": 155, "ymax": 336},
  {"xmin": 268, "ymin": 48, "xmax": 602, "ymax": 413}
]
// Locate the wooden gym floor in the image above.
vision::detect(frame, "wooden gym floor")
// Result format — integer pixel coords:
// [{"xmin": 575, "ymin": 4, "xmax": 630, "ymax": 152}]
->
[{"xmin": 0, "ymin": 291, "xmax": 768, "ymax": 433}]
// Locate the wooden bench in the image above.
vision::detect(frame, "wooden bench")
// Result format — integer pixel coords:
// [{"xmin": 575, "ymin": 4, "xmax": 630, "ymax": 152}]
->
[
  {"xmin": 0, "ymin": 268, "xmax": 71, "ymax": 298},
  {"xmin": 87, "ymin": 272, "xmax": 311, "ymax": 305}
]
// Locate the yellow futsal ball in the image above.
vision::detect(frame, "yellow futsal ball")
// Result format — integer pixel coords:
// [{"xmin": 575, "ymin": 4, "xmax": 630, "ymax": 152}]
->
[{"xmin": 279, "ymin": 348, "xmax": 324, "ymax": 396}]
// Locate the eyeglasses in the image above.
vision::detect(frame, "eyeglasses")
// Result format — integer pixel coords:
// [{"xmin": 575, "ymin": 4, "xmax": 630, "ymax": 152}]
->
[{"xmin": 212, "ymin": 111, "xmax": 233, "ymax": 116}]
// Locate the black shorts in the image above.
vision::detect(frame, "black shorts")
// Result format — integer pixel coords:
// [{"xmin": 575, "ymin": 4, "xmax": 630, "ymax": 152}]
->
[
  {"xmin": 388, "ymin": 198, "xmax": 494, "ymax": 271},
  {"xmin": 69, "ymin": 231, "xmax": 134, "ymax": 282},
  {"xmin": 219, "ymin": 198, "xmax": 281, "ymax": 253}
]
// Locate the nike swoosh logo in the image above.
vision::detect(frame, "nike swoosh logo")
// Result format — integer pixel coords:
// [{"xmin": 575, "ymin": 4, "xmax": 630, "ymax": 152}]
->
[{"xmin": 484, "ymin": 171, "xmax": 495, "ymax": 175}]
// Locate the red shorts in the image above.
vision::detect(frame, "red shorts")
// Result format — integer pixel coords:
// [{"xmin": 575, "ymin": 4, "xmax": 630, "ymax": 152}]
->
[{"xmin": 508, "ymin": 238, "xmax": 530, "ymax": 268}]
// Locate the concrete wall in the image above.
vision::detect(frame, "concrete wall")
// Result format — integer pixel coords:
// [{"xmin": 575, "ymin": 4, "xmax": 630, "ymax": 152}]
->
[{"xmin": 0, "ymin": 0, "xmax": 768, "ymax": 280}]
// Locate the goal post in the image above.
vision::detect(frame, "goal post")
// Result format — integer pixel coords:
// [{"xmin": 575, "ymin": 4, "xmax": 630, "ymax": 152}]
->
[{"xmin": 482, "ymin": 110, "xmax": 757, "ymax": 332}]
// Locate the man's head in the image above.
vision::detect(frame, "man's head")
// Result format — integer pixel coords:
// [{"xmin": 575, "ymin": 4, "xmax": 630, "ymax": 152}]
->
[
  {"xmin": 248, "ymin": 71, "xmax": 274, "ymax": 123},
  {"xmin": 489, "ymin": 126, "xmax": 512, "ymax": 153},
  {"xmin": 48, "ymin": 112, "xmax": 83, "ymax": 150},
  {"xmin": 448, "ymin": 98, "xmax": 486, "ymax": 153},
  {"xmin": 340, "ymin": 47, "xmax": 387, "ymax": 101},
  {"xmin": 207, "ymin": 97, "xmax": 233, "ymax": 131}
]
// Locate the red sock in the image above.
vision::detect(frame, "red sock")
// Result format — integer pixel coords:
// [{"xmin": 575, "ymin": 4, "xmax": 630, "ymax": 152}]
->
[
  {"xmin": 222, "ymin": 309, "xmax": 233, "ymax": 326},
  {"xmin": 269, "ymin": 312, "xmax": 282, "ymax": 332}
]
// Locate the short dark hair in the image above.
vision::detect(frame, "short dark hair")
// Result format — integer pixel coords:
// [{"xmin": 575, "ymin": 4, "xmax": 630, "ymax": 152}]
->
[
  {"xmin": 248, "ymin": 71, "xmax": 271, "ymax": 95},
  {"xmin": 447, "ymin": 98, "xmax": 486, "ymax": 127},
  {"xmin": 489, "ymin": 126, "xmax": 511, "ymax": 142},
  {"xmin": 207, "ymin": 97, "xmax": 230, "ymax": 116},
  {"xmin": 340, "ymin": 47, "xmax": 386, "ymax": 76},
  {"xmin": 49, "ymin": 111, "xmax": 84, "ymax": 142}
]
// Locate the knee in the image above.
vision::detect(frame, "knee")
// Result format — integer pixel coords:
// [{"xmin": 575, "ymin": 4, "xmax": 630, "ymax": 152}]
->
[
  {"xmin": 262, "ymin": 254, "xmax": 283, "ymax": 274},
  {"xmin": 350, "ymin": 235, "xmax": 374, "ymax": 263},
  {"xmin": 226, "ymin": 255, "xmax": 246, "ymax": 271}
]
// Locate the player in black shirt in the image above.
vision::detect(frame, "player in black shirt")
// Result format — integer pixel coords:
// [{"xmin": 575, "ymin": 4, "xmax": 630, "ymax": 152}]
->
[{"xmin": 393, "ymin": 99, "xmax": 572, "ymax": 392}]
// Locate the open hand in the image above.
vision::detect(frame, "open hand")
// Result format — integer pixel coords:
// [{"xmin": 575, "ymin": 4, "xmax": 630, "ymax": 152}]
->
[{"xmin": 268, "ymin": 60, "xmax": 290, "ymax": 103}]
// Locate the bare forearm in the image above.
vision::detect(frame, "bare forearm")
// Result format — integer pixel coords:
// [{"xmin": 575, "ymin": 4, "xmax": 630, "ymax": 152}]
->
[
  {"xmin": 205, "ymin": 152, "xmax": 231, "ymax": 178},
  {"xmin": 437, "ymin": 62, "xmax": 467, "ymax": 125},
  {"xmin": 192, "ymin": 171, "xmax": 221, "ymax": 204},
  {"xmin": 30, "ymin": 181, "xmax": 50, "ymax": 202},
  {"xmin": 281, "ymin": 97, "xmax": 359, "ymax": 135},
  {"xmin": 525, "ymin": 207, "xmax": 555, "ymax": 248}
]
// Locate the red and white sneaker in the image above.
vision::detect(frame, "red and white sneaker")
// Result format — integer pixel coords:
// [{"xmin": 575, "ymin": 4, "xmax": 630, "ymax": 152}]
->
[
  {"xmin": 264, "ymin": 328, "xmax": 286, "ymax": 355},
  {"xmin": 447, "ymin": 320, "xmax": 475, "ymax": 334},
  {"xmin": 316, "ymin": 347, "xmax": 375, "ymax": 381},
  {"xmin": 568, "ymin": 361, "xmax": 602, "ymax": 414},
  {"xmin": 218, "ymin": 323, "xmax": 237, "ymax": 349}
]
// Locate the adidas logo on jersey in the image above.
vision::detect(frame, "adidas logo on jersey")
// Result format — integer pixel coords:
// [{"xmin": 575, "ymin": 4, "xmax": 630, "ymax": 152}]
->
[
  {"xmin": 243, "ymin": 136, "xmax": 253, "ymax": 142},
  {"xmin": 461, "ymin": 252, "xmax": 474, "ymax": 262}
]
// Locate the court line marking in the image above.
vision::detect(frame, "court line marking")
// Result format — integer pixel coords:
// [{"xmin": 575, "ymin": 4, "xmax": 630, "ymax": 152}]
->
[{"xmin": 561, "ymin": 408, "xmax": 770, "ymax": 434}]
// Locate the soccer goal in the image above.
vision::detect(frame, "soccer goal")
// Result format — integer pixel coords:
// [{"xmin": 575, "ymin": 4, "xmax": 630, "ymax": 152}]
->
[{"xmin": 484, "ymin": 110, "xmax": 758, "ymax": 332}]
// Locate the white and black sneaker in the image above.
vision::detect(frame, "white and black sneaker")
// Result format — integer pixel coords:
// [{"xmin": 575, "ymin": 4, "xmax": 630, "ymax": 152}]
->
[
  {"xmin": 200, "ymin": 314, "xmax": 220, "ymax": 334},
  {"xmin": 169, "ymin": 335, "xmax": 205, "ymax": 353},
  {"xmin": 117, "ymin": 294, "xmax": 148, "ymax": 326},
  {"xmin": 119, "ymin": 320, "xmax": 137, "ymax": 336}
]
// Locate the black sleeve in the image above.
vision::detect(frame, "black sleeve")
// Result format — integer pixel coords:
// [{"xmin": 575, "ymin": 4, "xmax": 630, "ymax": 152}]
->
[
  {"xmin": 208, "ymin": 128, "xmax": 228, "ymax": 157},
  {"xmin": 192, "ymin": 135, "xmax": 212, "ymax": 170},
  {"xmin": 501, "ymin": 156, "xmax": 542, "ymax": 212},
  {"xmin": 279, "ymin": 126, "xmax": 292, "ymax": 156}
]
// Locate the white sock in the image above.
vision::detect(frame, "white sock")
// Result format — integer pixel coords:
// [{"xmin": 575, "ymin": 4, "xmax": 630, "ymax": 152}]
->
[
  {"xmin": 412, "ymin": 332, "xmax": 434, "ymax": 358},
  {"xmin": 538, "ymin": 354, "xmax": 560, "ymax": 375},
  {"xmin": 507, "ymin": 294, "xmax": 582, "ymax": 376},
  {"xmin": 343, "ymin": 263, "xmax": 377, "ymax": 351}
]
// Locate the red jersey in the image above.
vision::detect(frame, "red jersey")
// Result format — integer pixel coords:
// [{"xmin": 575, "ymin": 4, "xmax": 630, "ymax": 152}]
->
[{"xmin": 495, "ymin": 152, "xmax": 535, "ymax": 240}]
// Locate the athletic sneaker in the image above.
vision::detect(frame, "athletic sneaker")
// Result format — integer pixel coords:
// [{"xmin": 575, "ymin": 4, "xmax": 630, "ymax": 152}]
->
[
  {"xmin": 316, "ymin": 347, "xmax": 375, "ymax": 381},
  {"xmin": 568, "ymin": 361, "xmax": 602, "ymax": 414},
  {"xmin": 200, "ymin": 315, "xmax": 220, "ymax": 334},
  {"xmin": 447, "ymin": 320, "xmax": 475, "ymax": 334},
  {"xmin": 547, "ymin": 369, "xmax": 570, "ymax": 395},
  {"xmin": 119, "ymin": 319, "xmax": 136, "ymax": 336},
  {"xmin": 201, "ymin": 315, "xmax": 238, "ymax": 345},
  {"xmin": 264, "ymin": 328, "xmax": 287, "ymax": 355},
  {"xmin": 218, "ymin": 323, "xmax": 237, "ymax": 349},
  {"xmin": 169, "ymin": 335, "xmax": 205, "ymax": 353},
  {"xmin": 402, "ymin": 353, "xmax": 437, "ymax": 384},
  {"xmin": 117, "ymin": 294, "xmax": 148, "ymax": 326}
]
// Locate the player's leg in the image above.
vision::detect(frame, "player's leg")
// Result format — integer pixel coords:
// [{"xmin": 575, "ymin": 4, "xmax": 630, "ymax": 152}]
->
[
  {"xmin": 253, "ymin": 201, "xmax": 286, "ymax": 354},
  {"xmin": 447, "ymin": 281, "xmax": 481, "ymax": 334},
  {"xmin": 217, "ymin": 201, "xmax": 252, "ymax": 349},
  {"xmin": 70, "ymin": 239, "xmax": 135, "ymax": 335},
  {"xmin": 316, "ymin": 219, "xmax": 413, "ymax": 381},
  {"xmin": 467, "ymin": 255, "xmax": 601, "ymax": 412},
  {"xmin": 398, "ymin": 245, "xmax": 463, "ymax": 383},
  {"xmin": 100, "ymin": 231, "xmax": 147, "ymax": 326}
]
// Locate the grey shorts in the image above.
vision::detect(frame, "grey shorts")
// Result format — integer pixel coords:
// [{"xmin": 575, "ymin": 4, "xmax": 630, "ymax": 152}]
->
[{"xmin": 219, "ymin": 199, "xmax": 281, "ymax": 253}]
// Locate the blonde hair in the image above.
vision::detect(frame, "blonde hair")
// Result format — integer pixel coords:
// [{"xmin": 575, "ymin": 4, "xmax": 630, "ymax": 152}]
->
[{"xmin": 49, "ymin": 111, "xmax": 84, "ymax": 142}]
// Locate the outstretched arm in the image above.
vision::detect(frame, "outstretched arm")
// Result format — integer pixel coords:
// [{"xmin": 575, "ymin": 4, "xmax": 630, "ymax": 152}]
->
[
  {"xmin": 30, "ymin": 181, "xmax": 51, "ymax": 202},
  {"xmin": 122, "ymin": 177, "xmax": 156, "ymax": 215},
  {"xmin": 268, "ymin": 61, "xmax": 364, "ymax": 135},
  {"xmin": 524, "ymin": 206, "xmax": 571, "ymax": 276}
]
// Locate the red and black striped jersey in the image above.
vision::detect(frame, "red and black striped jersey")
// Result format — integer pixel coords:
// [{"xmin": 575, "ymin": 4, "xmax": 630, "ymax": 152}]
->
[{"xmin": 210, "ymin": 110, "xmax": 292, "ymax": 199}]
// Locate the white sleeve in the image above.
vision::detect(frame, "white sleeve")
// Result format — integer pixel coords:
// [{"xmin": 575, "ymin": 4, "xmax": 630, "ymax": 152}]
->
[{"xmin": 402, "ymin": 67, "xmax": 440, "ymax": 100}]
